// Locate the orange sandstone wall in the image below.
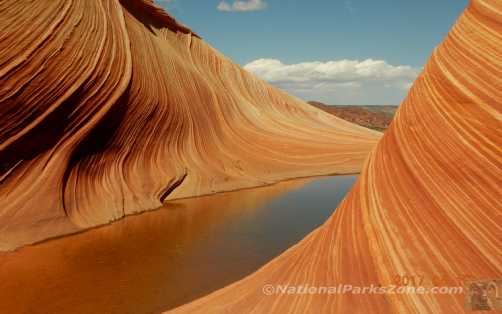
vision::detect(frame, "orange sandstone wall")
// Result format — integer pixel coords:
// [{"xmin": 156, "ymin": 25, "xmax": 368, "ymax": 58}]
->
[
  {"xmin": 171, "ymin": 1, "xmax": 502, "ymax": 313},
  {"xmin": 0, "ymin": 0, "xmax": 379, "ymax": 251}
]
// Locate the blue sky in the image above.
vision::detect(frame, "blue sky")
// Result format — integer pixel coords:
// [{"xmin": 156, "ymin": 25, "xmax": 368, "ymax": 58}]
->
[{"xmin": 158, "ymin": 0, "xmax": 468, "ymax": 105}]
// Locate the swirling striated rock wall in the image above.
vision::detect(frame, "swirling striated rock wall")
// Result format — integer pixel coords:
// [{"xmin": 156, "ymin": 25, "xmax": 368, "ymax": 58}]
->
[
  {"xmin": 0, "ymin": 0, "xmax": 380, "ymax": 251},
  {"xmin": 172, "ymin": 1, "xmax": 502, "ymax": 313}
]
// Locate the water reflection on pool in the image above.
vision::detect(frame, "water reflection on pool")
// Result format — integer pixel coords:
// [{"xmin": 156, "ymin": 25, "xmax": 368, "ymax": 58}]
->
[{"xmin": 0, "ymin": 175, "xmax": 357, "ymax": 314}]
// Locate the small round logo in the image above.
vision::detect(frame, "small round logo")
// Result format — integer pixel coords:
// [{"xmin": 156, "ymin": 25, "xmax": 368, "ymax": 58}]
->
[{"xmin": 262, "ymin": 284, "xmax": 275, "ymax": 295}]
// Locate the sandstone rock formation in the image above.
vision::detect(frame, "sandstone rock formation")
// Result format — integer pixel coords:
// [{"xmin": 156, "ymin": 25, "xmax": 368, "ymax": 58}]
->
[
  {"xmin": 171, "ymin": 1, "xmax": 502, "ymax": 313},
  {"xmin": 0, "ymin": 0, "xmax": 379, "ymax": 251}
]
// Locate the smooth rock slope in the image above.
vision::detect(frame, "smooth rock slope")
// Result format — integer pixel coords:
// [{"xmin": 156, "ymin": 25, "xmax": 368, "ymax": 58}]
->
[
  {"xmin": 171, "ymin": 1, "xmax": 502, "ymax": 313},
  {"xmin": 0, "ymin": 0, "xmax": 379, "ymax": 251}
]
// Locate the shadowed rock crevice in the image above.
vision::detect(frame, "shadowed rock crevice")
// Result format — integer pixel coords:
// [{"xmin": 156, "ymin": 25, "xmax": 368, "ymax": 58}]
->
[{"xmin": 61, "ymin": 85, "xmax": 132, "ymax": 219}]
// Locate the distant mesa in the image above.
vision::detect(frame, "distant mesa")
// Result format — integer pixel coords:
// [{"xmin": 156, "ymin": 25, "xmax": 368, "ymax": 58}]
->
[{"xmin": 308, "ymin": 101, "xmax": 398, "ymax": 131}]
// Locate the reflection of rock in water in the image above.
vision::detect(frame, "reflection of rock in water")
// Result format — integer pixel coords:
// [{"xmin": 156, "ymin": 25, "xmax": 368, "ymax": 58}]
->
[{"xmin": 0, "ymin": 177, "xmax": 317, "ymax": 314}]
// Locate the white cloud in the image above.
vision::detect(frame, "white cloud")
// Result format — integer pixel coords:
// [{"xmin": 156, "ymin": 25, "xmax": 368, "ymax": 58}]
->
[
  {"xmin": 244, "ymin": 58, "xmax": 420, "ymax": 105},
  {"xmin": 218, "ymin": 0, "xmax": 267, "ymax": 12},
  {"xmin": 244, "ymin": 58, "xmax": 418, "ymax": 85}
]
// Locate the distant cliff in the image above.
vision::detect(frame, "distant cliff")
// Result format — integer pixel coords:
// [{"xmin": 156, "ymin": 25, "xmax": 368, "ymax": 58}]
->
[{"xmin": 308, "ymin": 101, "xmax": 398, "ymax": 131}]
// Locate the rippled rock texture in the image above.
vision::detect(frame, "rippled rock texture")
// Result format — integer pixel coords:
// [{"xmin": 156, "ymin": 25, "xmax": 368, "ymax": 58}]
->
[
  {"xmin": 0, "ymin": 0, "xmax": 380, "ymax": 251},
  {"xmin": 172, "ymin": 1, "xmax": 502, "ymax": 313}
]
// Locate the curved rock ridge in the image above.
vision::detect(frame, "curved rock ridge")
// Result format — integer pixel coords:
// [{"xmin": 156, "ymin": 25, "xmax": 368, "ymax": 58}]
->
[
  {"xmin": 171, "ymin": 1, "xmax": 502, "ymax": 313},
  {"xmin": 0, "ymin": 0, "xmax": 380, "ymax": 251}
]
